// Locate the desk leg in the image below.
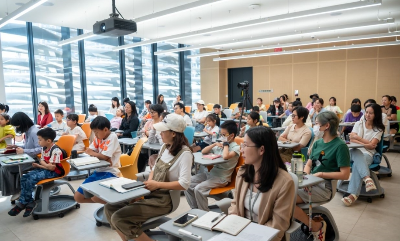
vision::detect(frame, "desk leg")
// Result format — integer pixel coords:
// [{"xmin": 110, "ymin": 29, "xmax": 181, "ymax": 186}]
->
[
  {"xmin": 148, "ymin": 149, "xmax": 151, "ymax": 157},
  {"xmin": 18, "ymin": 165, "xmax": 22, "ymax": 178},
  {"xmin": 308, "ymin": 186, "xmax": 312, "ymax": 234},
  {"xmin": 123, "ymin": 144, "xmax": 126, "ymax": 154}
]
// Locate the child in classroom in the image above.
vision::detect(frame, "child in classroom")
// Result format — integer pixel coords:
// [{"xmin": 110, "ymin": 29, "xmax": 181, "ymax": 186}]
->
[
  {"xmin": 192, "ymin": 114, "xmax": 220, "ymax": 152},
  {"xmin": 74, "ymin": 116, "xmax": 121, "ymax": 204},
  {"xmin": 110, "ymin": 108, "xmax": 124, "ymax": 131},
  {"xmin": 8, "ymin": 128, "xmax": 66, "ymax": 217},
  {"xmin": 63, "ymin": 114, "xmax": 87, "ymax": 151},
  {"xmin": 50, "ymin": 109, "xmax": 67, "ymax": 135},
  {"xmin": 185, "ymin": 120, "xmax": 240, "ymax": 211},
  {"xmin": 0, "ymin": 113, "xmax": 16, "ymax": 149}
]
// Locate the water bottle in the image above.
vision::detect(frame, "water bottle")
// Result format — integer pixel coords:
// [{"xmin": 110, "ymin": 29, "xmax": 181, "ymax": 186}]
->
[
  {"xmin": 291, "ymin": 152, "xmax": 304, "ymax": 183},
  {"xmin": 212, "ymin": 132, "xmax": 217, "ymax": 142}
]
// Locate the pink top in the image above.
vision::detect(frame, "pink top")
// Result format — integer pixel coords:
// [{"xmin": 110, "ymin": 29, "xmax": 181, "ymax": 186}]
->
[
  {"xmin": 110, "ymin": 117, "xmax": 122, "ymax": 129},
  {"xmin": 305, "ymin": 102, "xmax": 313, "ymax": 111}
]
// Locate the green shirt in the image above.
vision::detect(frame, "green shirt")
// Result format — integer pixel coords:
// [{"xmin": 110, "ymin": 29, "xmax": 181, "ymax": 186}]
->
[
  {"xmin": 209, "ymin": 142, "xmax": 241, "ymax": 182},
  {"xmin": 309, "ymin": 137, "xmax": 350, "ymax": 174}
]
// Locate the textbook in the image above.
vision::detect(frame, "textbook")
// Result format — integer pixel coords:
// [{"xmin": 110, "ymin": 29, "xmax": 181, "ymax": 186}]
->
[
  {"xmin": 99, "ymin": 177, "xmax": 142, "ymax": 193},
  {"xmin": 208, "ymin": 222, "xmax": 279, "ymax": 241},
  {"xmin": 202, "ymin": 154, "xmax": 222, "ymax": 160},
  {"xmin": 192, "ymin": 211, "xmax": 251, "ymax": 236},
  {"xmin": 8, "ymin": 155, "xmax": 29, "ymax": 161},
  {"xmin": 70, "ymin": 156, "xmax": 100, "ymax": 166}
]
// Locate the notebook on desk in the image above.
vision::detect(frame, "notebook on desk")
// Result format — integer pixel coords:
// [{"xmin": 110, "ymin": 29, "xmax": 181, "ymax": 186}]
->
[
  {"xmin": 192, "ymin": 211, "xmax": 251, "ymax": 236},
  {"xmin": 207, "ymin": 222, "xmax": 279, "ymax": 241},
  {"xmin": 99, "ymin": 177, "xmax": 142, "ymax": 193},
  {"xmin": 202, "ymin": 154, "xmax": 222, "ymax": 160},
  {"xmin": 70, "ymin": 156, "xmax": 100, "ymax": 166}
]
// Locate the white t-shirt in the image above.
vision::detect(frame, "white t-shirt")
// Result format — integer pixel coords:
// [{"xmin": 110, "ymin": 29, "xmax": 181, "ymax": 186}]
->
[
  {"xmin": 108, "ymin": 106, "xmax": 124, "ymax": 116},
  {"xmin": 183, "ymin": 114, "xmax": 193, "ymax": 126},
  {"xmin": 193, "ymin": 110, "xmax": 208, "ymax": 120},
  {"xmin": 157, "ymin": 145, "xmax": 193, "ymax": 190},
  {"xmin": 51, "ymin": 121, "xmax": 67, "ymax": 135},
  {"xmin": 244, "ymin": 188, "xmax": 261, "ymax": 222},
  {"xmin": 89, "ymin": 132, "xmax": 121, "ymax": 175},
  {"xmin": 203, "ymin": 125, "xmax": 220, "ymax": 145},
  {"xmin": 65, "ymin": 126, "xmax": 87, "ymax": 151},
  {"xmin": 352, "ymin": 119, "xmax": 383, "ymax": 156}
]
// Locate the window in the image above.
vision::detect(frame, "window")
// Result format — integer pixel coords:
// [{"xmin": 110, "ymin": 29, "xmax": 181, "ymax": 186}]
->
[
  {"xmin": 32, "ymin": 23, "xmax": 80, "ymax": 116},
  {"xmin": 0, "ymin": 21, "xmax": 33, "ymax": 117},
  {"xmin": 84, "ymin": 34, "xmax": 120, "ymax": 112},
  {"xmin": 157, "ymin": 42, "xmax": 179, "ymax": 111},
  {"xmin": 190, "ymin": 49, "xmax": 201, "ymax": 110}
]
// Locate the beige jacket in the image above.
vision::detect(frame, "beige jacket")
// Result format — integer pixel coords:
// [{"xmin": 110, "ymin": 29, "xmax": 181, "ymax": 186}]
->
[{"xmin": 228, "ymin": 168, "xmax": 295, "ymax": 241}]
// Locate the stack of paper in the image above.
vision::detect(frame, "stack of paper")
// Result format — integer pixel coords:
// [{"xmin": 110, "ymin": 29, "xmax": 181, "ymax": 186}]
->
[{"xmin": 70, "ymin": 156, "xmax": 100, "ymax": 166}]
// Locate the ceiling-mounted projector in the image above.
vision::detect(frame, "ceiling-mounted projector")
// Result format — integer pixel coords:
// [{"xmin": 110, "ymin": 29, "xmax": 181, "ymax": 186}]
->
[
  {"xmin": 93, "ymin": 17, "xmax": 137, "ymax": 36},
  {"xmin": 93, "ymin": 0, "xmax": 137, "ymax": 37}
]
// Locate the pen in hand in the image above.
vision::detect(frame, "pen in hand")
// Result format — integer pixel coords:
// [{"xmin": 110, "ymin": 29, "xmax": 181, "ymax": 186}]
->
[{"xmin": 211, "ymin": 212, "xmax": 224, "ymax": 223}]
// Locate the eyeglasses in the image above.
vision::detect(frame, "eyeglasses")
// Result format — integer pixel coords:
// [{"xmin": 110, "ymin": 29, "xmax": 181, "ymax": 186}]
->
[
  {"xmin": 291, "ymin": 114, "xmax": 297, "ymax": 118},
  {"xmin": 220, "ymin": 133, "xmax": 231, "ymax": 137},
  {"xmin": 240, "ymin": 143, "xmax": 258, "ymax": 149},
  {"xmin": 149, "ymin": 111, "xmax": 156, "ymax": 114}
]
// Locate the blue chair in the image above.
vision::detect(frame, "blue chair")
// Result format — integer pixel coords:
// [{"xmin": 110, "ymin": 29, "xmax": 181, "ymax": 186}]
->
[
  {"xmin": 131, "ymin": 131, "xmax": 137, "ymax": 138},
  {"xmin": 184, "ymin": 126, "xmax": 195, "ymax": 145},
  {"xmin": 105, "ymin": 113, "xmax": 113, "ymax": 121}
]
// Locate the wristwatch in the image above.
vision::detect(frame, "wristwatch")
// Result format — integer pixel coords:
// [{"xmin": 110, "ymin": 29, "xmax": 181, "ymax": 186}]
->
[{"xmin": 223, "ymin": 142, "xmax": 230, "ymax": 147}]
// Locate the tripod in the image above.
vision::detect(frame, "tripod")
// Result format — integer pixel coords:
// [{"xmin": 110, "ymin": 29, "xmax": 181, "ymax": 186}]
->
[{"xmin": 237, "ymin": 87, "xmax": 252, "ymax": 135}]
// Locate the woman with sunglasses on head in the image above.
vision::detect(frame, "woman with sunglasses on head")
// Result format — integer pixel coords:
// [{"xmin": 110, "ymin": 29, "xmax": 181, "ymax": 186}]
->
[
  {"xmin": 293, "ymin": 111, "xmax": 350, "ymax": 241},
  {"xmin": 228, "ymin": 126, "xmax": 294, "ymax": 241},
  {"xmin": 342, "ymin": 103, "xmax": 384, "ymax": 206}
]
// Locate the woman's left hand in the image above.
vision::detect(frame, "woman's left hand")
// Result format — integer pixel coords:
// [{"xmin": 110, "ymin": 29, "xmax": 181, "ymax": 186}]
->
[
  {"xmin": 16, "ymin": 147, "xmax": 24, "ymax": 154},
  {"xmin": 144, "ymin": 180, "xmax": 159, "ymax": 191}
]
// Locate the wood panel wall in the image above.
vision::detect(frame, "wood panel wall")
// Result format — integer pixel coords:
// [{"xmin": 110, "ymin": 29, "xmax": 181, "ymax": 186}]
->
[{"xmin": 200, "ymin": 37, "xmax": 400, "ymax": 110}]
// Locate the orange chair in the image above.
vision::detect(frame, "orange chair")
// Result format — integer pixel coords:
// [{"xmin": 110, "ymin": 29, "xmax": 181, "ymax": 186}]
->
[
  {"xmin": 229, "ymin": 103, "xmax": 238, "ymax": 110},
  {"xmin": 32, "ymin": 159, "xmax": 79, "ymax": 220},
  {"xmin": 206, "ymin": 103, "xmax": 214, "ymax": 112},
  {"xmin": 208, "ymin": 137, "xmax": 244, "ymax": 197},
  {"xmin": 78, "ymin": 114, "xmax": 86, "ymax": 124},
  {"xmin": 185, "ymin": 106, "xmax": 192, "ymax": 113},
  {"xmin": 118, "ymin": 138, "xmax": 146, "ymax": 180},
  {"xmin": 56, "ymin": 135, "xmax": 77, "ymax": 157},
  {"xmin": 81, "ymin": 123, "xmax": 91, "ymax": 149}
]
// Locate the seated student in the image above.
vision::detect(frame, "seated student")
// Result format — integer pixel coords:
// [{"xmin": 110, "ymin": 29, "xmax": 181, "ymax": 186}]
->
[
  {"xmin": 280, "ymin": 95, "xmax": 289, "ymax": 110},
  {"xmin": 309, "ymin": 98, "xmax": 326, "ymax": 123},
  {"xmin": 172, "ymin": 94, "xmax": 184, "ymax": 107},
  {"xmin": 239, "ymin": 111, "xmax": 262, "ymax": 137},
  {"xmin": 251, "ymin": 106, "xmax": 264, "ymax": 121},
  {"xmin": 306, "ymin": 93, "xmax": 319, "ymax": 111},
  {"xmin": 278, "ymin": 107, "xmax": 312, "ymax": 163},
  {"xmin": 85, "ymin": 104, "xmax": 105, "ymax": 122},
  {"xmin": 381, "ymin": 95, "xmax": 398, "ymax": 135},
  {"xmin": 140, "ymin": 104, "xmax": 164, "ymax": 137},
  {"xmin": 105, "ymin": 114, "xmax": 192, "ymax": 241},
  {"xmin": 193, "ymin": 100, "xmax": 208, "ymax": 123},
  {"xmin": 192, "ymin": 114, "xmax": 220, "ymax": 153},
  {"xmin": 110, "ymin": 109, "xmax": 124, "ymax": 131},
  {"xmin": 185, "ymin": 120, "xmax": 240, "ymax": 211},
  {"xmin": 123, "ymin": 97, "xmax": 130, "ymax": 107},
  {"xmin": 74, "ymin": 116, "xmax": 121, "ymax": 204},
  {"xmin": 50, "ymin": 109, "xmax": 67, "ymax": 134},
  {"xmin": 282, "ymin": 99, "xmax": 312, "ymax": 128},
  {"xmin": 229, "ymin": 127, "xmax": 295, "ymax": 240},
  {"xmin": 267, "ymin": 98, "xmax": 284, "ymax": 116},
  {"xmin": 325, "ymin": 97, "xmax": 343, "ymax": 114},
  {"xmin": 0, "ymin": 113, "xmax": 16, "ymax": 149},
  {"xmin": 37, "ymin": 101, "xmax": 53, "ymax": 128},
  {"xmin": 256, "ymin": 97, "xmax": 267, "ymax": 111},
  {"xmin": 345, "ymin": 98, "xmax": 363, "ymax": 114},
  {"xmin": 294, "ymin": 112, "xmax": 350, "ymax": 241},
  {"xmin": 116, "ymin": 101, "xmax": 139, "ymax": 138},
  {"xmin": 342, "ymin": 104, "xmax": 363, "ymax": 138},
  {"xmin": 1, "ymin": 112, "xmax": 41, "ymax": 201},
  {"xmin": 8, "ymin": 128, "xmax": 65, "ymax": 217},
  {"xmin": 232, "ymin": 103, "xmax": 247, "ymax": 120},
  {"xmin": 342, "ymin": 103, "xmax": 384, "ymax": 207},
  {"xmin": 391, "ymin": 96, "xmax": 399, "ymax": 110},
  {"xmin": 139, "ymin": 100, "xmax": 152, "ymax": 120},
  {"xmin": 282, "ymin": 102, "xmax": 293, "ymax": 117},
  {"xmin": 63, "ymin": 114, "xmax": 87, "ymax": 151},
  {"xmin": 157, "ymin": 94, "xmax": 168, "ymax": 112},
  {"xmin": 365, "ymin": 99, "xmax": 389, "ymax": 138},
  {"xmin": 213, "ymin": 104, "xmax": 227, "ymax": 118},
  {"xmin": 174, "ymin": 102, "xmax": 193, "ymax": 126},
  {"xmin": 109, "ymin": 97, "xmax": 124, "ymax": 116}
]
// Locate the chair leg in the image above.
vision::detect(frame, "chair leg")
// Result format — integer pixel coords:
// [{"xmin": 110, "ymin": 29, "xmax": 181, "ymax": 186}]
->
[{"xmin": 312, "ymin": 206, "xmax": 340, "ymax": 241}]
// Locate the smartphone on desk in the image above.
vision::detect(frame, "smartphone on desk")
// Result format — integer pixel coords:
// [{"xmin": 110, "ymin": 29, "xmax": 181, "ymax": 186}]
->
[{"xmin": 173, "ymin": 213, "xmax": 198, "ymax": 227}]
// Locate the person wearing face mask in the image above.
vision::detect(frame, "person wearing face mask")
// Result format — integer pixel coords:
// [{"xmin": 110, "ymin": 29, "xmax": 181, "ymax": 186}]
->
[
  {"xmin": 1, "ymin": 112, "xmax": 41, "ymax": 202},
  {"xmin": 309, "ymin": 98, "xmax": 326, "ymax": 123},
  {"xmin": 342, "ymin": 103, "xmax": 384, "ymax": 206},
  {"xmin": 345, "ymin": 98, "xmax": 363, "ymax": 115},
  {"xmin": 185, "ymin": 120, "xmax": 240, "ymax": 211},
  {"xmin": 294, "ymin": 111, "xmax": 350, "ymax": 241}
]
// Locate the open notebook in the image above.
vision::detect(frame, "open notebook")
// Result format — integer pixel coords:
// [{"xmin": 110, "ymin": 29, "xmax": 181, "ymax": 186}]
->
[
  {"xmin": 207, "ymin": 222, "xmax": 279, "ymax": 241},
  {"xmin": 192, "ymin": 211, "xmax": 251, "ymax": 236},
  {"xmin": 99, "ymin": 177, "xmax": 143, "ymax": 193},
  {"xmin": 70, "ymin": 156, "xmax": 100, "ymax": 166}
]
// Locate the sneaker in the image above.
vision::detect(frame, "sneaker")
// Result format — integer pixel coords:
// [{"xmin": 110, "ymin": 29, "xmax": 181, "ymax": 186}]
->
[
  {"xmin": 23, "ymin": 202, "xmax": 38, "ymax": 217},
  {"xmin": 8, "ymin": 203, "xmax": 25, "ymax": 216},
  {"xmin": 312, "ymin": 221, "xmax": 326, "ymax": 241},
  {"xmin": 11, "ymin": 192, "xmax": 21, "ymax": 202}
]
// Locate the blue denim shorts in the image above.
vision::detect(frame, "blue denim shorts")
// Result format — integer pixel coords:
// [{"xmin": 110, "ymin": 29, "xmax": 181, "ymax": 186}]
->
[{"xmin": 77, "ymin": 171, "xmax": 116, "ymax": 194}]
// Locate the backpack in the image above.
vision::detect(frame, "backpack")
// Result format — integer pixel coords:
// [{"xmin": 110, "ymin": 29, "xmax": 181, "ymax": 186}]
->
[{"xmin": 48, "ymin": 145, "xmax": 68, "ymax": 176}]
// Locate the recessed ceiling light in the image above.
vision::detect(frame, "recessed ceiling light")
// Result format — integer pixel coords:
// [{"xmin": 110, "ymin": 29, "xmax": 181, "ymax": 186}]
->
[
  {"xmin": 15, "ymin": 1, "xmax": 53, "ymax": 6},
  {"xmin": 158, "ymin": 25, "xmax": 166, "ymax": 27},
  {"xmin": 248, "ymin": 4, "xmax": 261, "ymax": 10},
  {"xmin": 330, "ymin": 12, "xmax": 342, "ymax": 16}
]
